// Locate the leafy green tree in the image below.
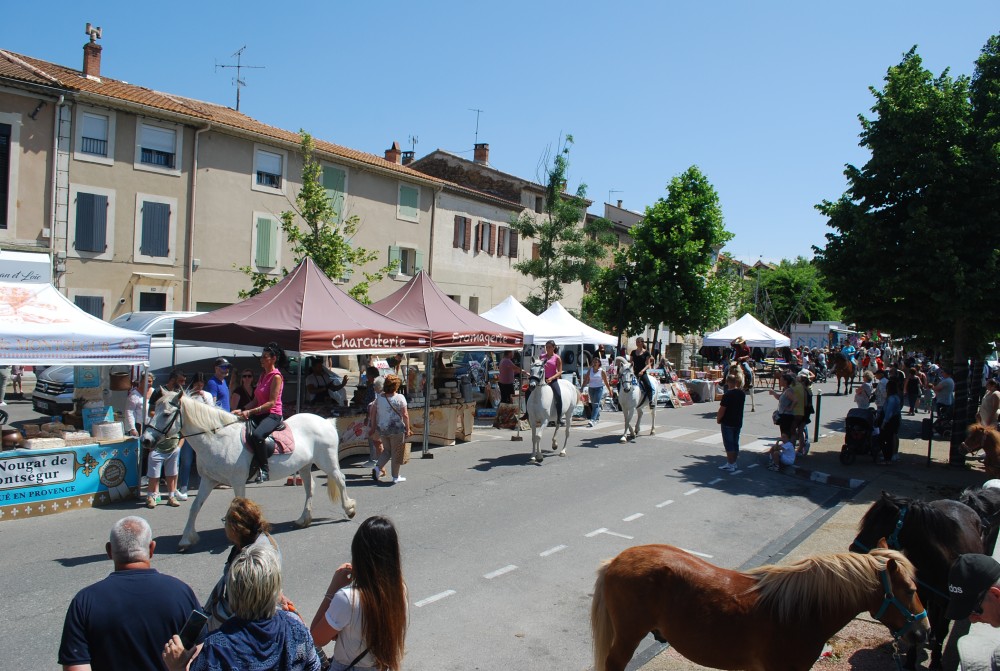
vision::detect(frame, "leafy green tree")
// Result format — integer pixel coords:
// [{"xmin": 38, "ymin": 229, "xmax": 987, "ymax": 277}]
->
[
  {"xmin": 238, "ymin": 131, "xmax": 390, "ymax": 303},
  {"xmin": 814, "ymin": 38, "xmax": 1000, "ymax": 461},
  {"xmin": 748, "ymin": 258, "xmax": 841, "ymax": 330},
  {"xmin": 509, "ymin": 135, "xmax": 615, "ymax": 313},
  {"xmin": 623, "ymin": 166, "xmax": 734, "ymax": 336}
]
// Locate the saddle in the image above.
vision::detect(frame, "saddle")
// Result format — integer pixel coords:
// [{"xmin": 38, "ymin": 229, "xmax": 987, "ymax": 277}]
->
[{"xmin": 242, "ymin": 420, "xmax": 295, "ymax": 457}]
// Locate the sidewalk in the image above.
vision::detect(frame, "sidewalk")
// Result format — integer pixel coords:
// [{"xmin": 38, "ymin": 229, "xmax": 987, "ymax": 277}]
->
[{"xmin": 638, "ymin": 409, "xmax": 989, "ymax": 671}]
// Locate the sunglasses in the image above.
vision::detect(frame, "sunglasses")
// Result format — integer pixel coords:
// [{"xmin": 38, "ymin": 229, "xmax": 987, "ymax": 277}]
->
[{"xmin": 242, "ymin": 374, "xmax": 254, "ymax": 378}]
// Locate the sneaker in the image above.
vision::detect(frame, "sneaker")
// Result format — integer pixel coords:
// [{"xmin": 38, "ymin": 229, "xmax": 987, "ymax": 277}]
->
[
  {"xmin": 891, "ymin": 454, "xmax": 901, "ymax": 462},
  {"xmin": 393, "ymin": 476, "xmax": 407, "ymax": 483},
  {"xmin": 586, "ymin": 421, "xmax": 594, "ymax": 428},
  {"xmin": 649, "ymin": 402, "xmax": 655, "ymax": 409},
  {"xmin": 0, "ymin": 401, "xmax": 7, "ymax": 407},
  {"xmin": 172, "ymin": 490, "xmax": 188, "ymax": 501},
  {"xmin": 167, "ymin": 496, "xmax": 180, "ymax": 507},
  {"xmin": 718, "ymin": 462, "xmax": 736, "ymax": 471},
  {"xmin": 371, "ymin": 468, "xmax": 379, "ymax": 482},
  {"xmin": 767, "ymin": 463, "xmax": 779, "ymax": 472},
  {"xmin": 362, "ymin": 460, "xmax": 377, "ymax": 468}
]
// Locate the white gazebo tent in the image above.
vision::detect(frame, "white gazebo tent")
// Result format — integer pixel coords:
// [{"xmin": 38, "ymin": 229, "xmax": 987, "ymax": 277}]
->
[
  {"xmin": 536, "ymin": 301, "xmax": 617, "ymax": 347},
  {"xmin": 481, "ymin": 296, "xmax": 563, "ymax": 346},
  {"xmin": 702, "ymin": 313, "xmax": 790, "ymax": 349}
]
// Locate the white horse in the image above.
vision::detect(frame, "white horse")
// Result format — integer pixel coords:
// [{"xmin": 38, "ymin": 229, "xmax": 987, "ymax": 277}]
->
[
  {"xmin": 614, "ymin": 356, "xmax": 657, "ymax": 442},
  {"xmin": 525, "ymin": 360, "xmax": 579, "ymax": 463},
  {"xmin": 142, "ymin": 390, "xmax": 356, "ymax": 551}
]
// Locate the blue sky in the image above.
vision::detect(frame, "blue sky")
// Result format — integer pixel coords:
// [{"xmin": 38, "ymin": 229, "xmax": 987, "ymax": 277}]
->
[{"xmin": 6, "ymin": 1, "xmax": 998, "ymax": 263}]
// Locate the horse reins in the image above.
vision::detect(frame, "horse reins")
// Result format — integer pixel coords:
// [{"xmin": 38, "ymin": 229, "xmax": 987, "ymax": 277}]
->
[{"xmin": 145, "ymin": 399, "xmax": 242, "ymax": 442}]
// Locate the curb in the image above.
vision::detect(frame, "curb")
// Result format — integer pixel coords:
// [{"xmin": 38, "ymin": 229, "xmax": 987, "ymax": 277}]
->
[{"xmin": 779, "ymin": 462, "xmax": 867, "ymax": 490}]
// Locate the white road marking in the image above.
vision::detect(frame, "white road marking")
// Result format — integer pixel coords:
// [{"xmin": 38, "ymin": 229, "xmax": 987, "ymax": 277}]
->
[
  {"xmin": 708, "ymin": 478, "xmax": 722, "ymax": 485},
  {"xmin": 586, "ymin": 527, "xmax": 635, "ymax": 540},
  {"xmin": 658, "ymin": 428, "xmax": 699, "ymax": 440},
  {"xmin": 540, "ymin": 545, "xmax": 567, "ymax": 557},
  {"xmin": 586, "ymin": 528, "xmax": 608, "ymax": 537},
  {"xmin": 484, "ymin": 565, "xmax": 518, "ymax": 579},
  {"xmin": 729, "ymin": 469, "xmax": 743, "ymax": 475},
  {"xmin": 623, "ymin": 513, "xmax": 644, "ymax": 522},
  {"xmin": 656, "ymin": 499, "xmax": 675, "ymax": 508},
  {"xmin": 680, "ymin": 547, "xmax": 714, "ymax": 559},
  {"xmin": 683, "ymin": 488, "xmax": 701, "ymax": 496},
  {"xmin": 747, "ymin": 463, "xmax": 760, "ymax": 469},
  {"xmin": 695, "ymin": 433, "xmax": 724, "ymax": 444},
  {"xmin": 740, "ymin": 439, "xmax": 775, "ymax": 453},
  {"xmin": 603, "ymin": 530, "xmax": 635, "ymax": 539},
  {"xmin": 415, "ymin": 590, "xmax": 456, "ymax": 607}
]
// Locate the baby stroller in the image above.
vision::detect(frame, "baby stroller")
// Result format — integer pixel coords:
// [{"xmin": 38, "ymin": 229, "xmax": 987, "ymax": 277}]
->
[{"xmin": 839, "ymin": 407, "xmax": 879, "ymax": 465}]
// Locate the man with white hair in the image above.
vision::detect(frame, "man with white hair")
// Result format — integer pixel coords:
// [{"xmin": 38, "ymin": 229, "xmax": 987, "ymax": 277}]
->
[{"xmin": 58, "ymin": 516, "xmax": 200, "ymax": 671}]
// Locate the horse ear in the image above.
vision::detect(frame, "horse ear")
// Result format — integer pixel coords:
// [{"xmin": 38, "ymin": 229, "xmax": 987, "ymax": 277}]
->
[
  {"xmin": 876, "ymin": 537, "xmax": 889, "ymax": 549},
  {"xmin": 170, "ymin": 391, "xmax": 183, "ymax": 408}
]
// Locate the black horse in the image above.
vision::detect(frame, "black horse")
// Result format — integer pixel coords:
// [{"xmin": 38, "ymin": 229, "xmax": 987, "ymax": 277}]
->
[
  {"xmin": 959, "ymin": 485, "xmax": 1000, "ymax": 554},
  {"xmin": 851, "ymin": 491, "xmax": 984, "ymax": 670}
]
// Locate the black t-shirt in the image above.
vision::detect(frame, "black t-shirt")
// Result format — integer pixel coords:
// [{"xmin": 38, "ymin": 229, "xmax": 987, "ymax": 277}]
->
[
  {"xmin": 720, "ymin": 388, "xmax": 746, "ymax": 427},
  {"xmin": 630, "ymin": 350, "xmax": 652, "ymax": 373},
  {"xmin": 59, "ymin": 569, "xmax": 201, "ymax": 671}
]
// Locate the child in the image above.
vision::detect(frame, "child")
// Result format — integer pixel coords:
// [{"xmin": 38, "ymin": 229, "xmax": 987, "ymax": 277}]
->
[
  {"xmin": 716, "ymin": 374, "xmax": 746, "ymax": 472},
  {"xmin": 769, "ymin": 432, "xmax": 796, "ymax": 471},
  {"xmin": 10, "ymin": 365, "xmax": 22, "ymax": 398}
]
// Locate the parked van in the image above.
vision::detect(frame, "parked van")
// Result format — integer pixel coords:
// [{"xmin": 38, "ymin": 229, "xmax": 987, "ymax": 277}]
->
[{"xmin": 32, "ymin": 311, "xmax": 260, "ymax": 414}]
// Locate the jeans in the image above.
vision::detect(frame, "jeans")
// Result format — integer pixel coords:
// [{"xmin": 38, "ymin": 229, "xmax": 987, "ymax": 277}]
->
[
  {"xmin": 177, "ymin": 441, "xmax": 196, "ymax": 490},
  {"xmin": 588, "ymin": 386, "xmax": 605, "ymax": 421},
  {"xmin": 721, "ymin": 424, "xmax": 741, "ymax": 454}
]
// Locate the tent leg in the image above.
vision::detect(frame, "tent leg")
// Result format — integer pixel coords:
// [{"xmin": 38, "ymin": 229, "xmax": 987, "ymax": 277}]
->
[{"xmin": 421, "ymin": 352, "xmax": 433, "ymax": 458}]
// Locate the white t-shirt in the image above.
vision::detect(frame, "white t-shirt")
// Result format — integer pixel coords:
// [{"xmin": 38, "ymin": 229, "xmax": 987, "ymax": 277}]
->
[
  {"xmin": 778, "ymin": 440, "xmax": 796, "ymax": 466},
  {"xmin": 190, "ymin": 389, "xmax": 214, "ymax": 405},
  {"xmin": 324, "ymin": 586, "xmax": 376, "ymax": 667}
]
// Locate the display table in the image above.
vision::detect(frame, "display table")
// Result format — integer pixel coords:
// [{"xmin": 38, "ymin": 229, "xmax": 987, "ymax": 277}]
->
[
  {"xmin": 0, "ymin": 438, "xmax": 141, "ymax": 521},
  {"xmin": 333, "ymin": 403, "xmax": 477, "ymax": 458},
  {"xmin": 687, "ymin": 379, "xmax": 715, "ymax": 403}
]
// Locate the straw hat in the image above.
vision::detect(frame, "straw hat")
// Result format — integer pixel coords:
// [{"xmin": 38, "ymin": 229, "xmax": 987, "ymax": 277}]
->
[{"xmin": 731, "ymin": 336, "xmax": 746, "ymax": 345}]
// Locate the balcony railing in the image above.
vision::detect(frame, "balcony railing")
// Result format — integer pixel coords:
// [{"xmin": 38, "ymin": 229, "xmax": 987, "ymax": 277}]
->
[
  {"xmin": 80, "ymin": 136, "xmax": 108, "ymax": 156},
  {"xmin": 256, "ymin": 171, "xmax": 281, "ymax": 188},
  {"xmin": 140, "ymin": 148, "xmax": 176, "ymax": 169}
]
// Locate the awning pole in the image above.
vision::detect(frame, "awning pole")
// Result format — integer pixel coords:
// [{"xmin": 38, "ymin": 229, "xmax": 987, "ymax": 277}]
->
[{"xmin": 421, "ymin": 352, "xmax": 433, "ymax": 458}]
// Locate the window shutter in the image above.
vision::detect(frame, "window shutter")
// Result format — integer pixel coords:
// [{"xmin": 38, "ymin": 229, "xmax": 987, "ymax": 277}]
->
[
  {"xmin": 414, "ymin": 250, "xmax": 424, "ymax": 273},
  {"xmin": 488, "ymin": 223, "xmax": 496, "ymax": 255},
  {"xmin": 323, "ymin": 166, "xmax": 346, "ymax": 224},
  {"xmin": 388, "ymin": 245, "xmax": 401, "ymax": 273},
  {"xmin": 463, "ymin": 218, "xmax": 472, "ymax": 251},
  {"xmin": 496, "ymin": 227, "xmax": 505, "ymax": 258},
  {"xmin": 475, "ymin": 223, "xmax": 482, "ymax": 252},
  {"xmin": 0, "ymin": 124, "xmax": 11, "ymax": 230},
  {"xmin": 453, "ymin": 215, "xmax": 462, "ymax": 248},
  {"xmin": 509, "ymin": 229, "xmax": 519, "ymax": 258},
  {"xmin": 532, "ymin": 243, "xmax": 540, "ymax": 261},
  {"xmin": 74, "ymin": 295, "xmax": 104, "ymax": 318},
  {"xmin": 398, "ymin": 185, "xmax": 419, "ymax": 220},
  {"xmin": 255, "ymin": 217, "xmax": 278, "ymax": 268},
  {"xmin": 75, "ymin": 192, "xmax": 108, "ymax": 252},
  {"xmin": 140, "ymin": 201, "xmax": 170, "ymax": 257}
]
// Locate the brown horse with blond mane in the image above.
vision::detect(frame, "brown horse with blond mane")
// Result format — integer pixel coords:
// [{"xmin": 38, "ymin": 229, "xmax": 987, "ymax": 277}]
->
[
  {"xmin": 591, "ymin": 543, "xmax": 928, "ymax": 671},
  {"xmin": 963, "ymin": 423, "xmax": 1000, "ymax": 477}
]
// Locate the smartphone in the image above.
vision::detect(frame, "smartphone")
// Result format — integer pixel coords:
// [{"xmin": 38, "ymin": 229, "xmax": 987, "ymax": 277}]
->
[{"xmin": 178, "ymin": 609, "xmax": 209, "ymax": 649}]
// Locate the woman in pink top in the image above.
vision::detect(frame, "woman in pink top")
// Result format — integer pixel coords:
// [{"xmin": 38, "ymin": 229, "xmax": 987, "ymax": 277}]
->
[
  {"xmin": 542, "ymin": 340, "xmax": 564, "ymax": 424},
  {"xmin": 234, "ymin": 342, "xmax": 286, "ymax": 483}
]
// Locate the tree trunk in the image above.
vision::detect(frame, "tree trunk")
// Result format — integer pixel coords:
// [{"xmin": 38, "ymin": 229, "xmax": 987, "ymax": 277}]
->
[{"xmin": 950, "ymin": 318, "xmax": 971, "ymax": 466}]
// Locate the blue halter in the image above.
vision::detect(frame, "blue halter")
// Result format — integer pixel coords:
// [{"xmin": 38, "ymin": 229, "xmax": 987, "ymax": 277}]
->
[{"xmin": 874, "ymin": 565, "xmax": 928, "ymax": 641}]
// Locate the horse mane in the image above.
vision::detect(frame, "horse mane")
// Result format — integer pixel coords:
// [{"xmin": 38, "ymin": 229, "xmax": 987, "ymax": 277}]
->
[
  {"xmin": 746, "ymin": 548, "xmax": 913, "ymax": 624},
  {"xmin": 175, "ymin": 392, "xmax": 237, "ymax": 433},
  {"xmin": 863, "ymin": 493, "xmax": 972, "ymax": 547},
  {"xmin": 614, "ymin": 356, "xmax": 630, "ymax": 369}
]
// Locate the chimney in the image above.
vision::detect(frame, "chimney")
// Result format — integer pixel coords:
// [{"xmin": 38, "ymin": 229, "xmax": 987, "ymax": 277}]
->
[
  {"xmin": 83, "ymin": 23, "xmax": 103, "ymax": 79},
  {"xmin": 473, "ymin": 142, "xmax": 489, "ymax": 165},
  {"xmin": 401, "ymin": 150, "xmax": 415, "ymax": 165},
  {"xmin": 617, "ymin": 199, "xmax": 623, "ymax": 208},
  {"xmin": 384, "ymin": 141, "xmax": 401, "ymax": 164}
]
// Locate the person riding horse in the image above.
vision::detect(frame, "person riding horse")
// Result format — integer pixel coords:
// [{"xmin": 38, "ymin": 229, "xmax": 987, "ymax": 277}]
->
[
  {"xmin": 730, "ymin": 336, "xmax": 753, "ymax": 384},
  {"xmin": 630, "ymin": 338, "xmax": 655, "ymax": 409},
  {"xmin": 233, "ymin": 342, "xmax": 287, "ymax": 483},
  {"xmin": 540, "ymin": 340, "xmax": 564, "ymax": 425}
]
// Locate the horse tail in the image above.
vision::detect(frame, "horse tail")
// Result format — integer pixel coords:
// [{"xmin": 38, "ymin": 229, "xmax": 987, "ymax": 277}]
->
[
  {"xmin": 591, "ymin": 559, "xmax": 614, "ymax": 671},
  {"xmin": 326, "ymin": 471, "xmax": 342, "ymax": 506}
]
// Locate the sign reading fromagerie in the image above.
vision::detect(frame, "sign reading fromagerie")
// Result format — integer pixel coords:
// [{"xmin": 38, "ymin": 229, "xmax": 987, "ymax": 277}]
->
[{"xmin": 0, "ymin": 452, "xmax": 76, "ymax": 489}]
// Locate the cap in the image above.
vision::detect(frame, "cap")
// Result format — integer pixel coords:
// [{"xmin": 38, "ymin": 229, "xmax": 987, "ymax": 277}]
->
[
  {"xmin": 214, "ymin": 357, "xmax": 231, "ymax": 368},
  {"xmin": 947, "ymin": 554, "xmax": 1000, "ymax": 620}
]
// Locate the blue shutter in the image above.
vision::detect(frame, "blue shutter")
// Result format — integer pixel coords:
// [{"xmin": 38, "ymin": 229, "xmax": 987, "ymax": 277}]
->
[
  {"xmin": 140, "ymin": 201, "xmax": 170, "ymax": 257},
  {"xmin": 323, "ymin": 166, "xmax": 346, "ymax": 224},
  {"xmin": 255, "ymin": 217, "xmax": 278, "ymax": 268},
  {"xmin": 75, "ymin": 193, "xmax": 108, "ymax": 252},
  {"xmin": 74, "ymin": 295, "xmax": 104, "ymax": 318},
  {"xmin": 414, "ymin": 250, "xmax": 424, "ymax": 273},
  {"xmin": 388, "ymin": 245, "xmax": 401, "ymax": 274},
  {"xmin": 398, "ymin": 185, "xmax": 419, "ymax": 220}
]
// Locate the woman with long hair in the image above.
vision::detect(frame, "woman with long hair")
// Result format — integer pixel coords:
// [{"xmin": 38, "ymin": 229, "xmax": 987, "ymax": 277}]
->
[
  {"xmin": 233, "ymin": 342, "xmax": 288, "ymax": 482},
  {"xmin": 310, "ymin": 515, "xmax": 407, "ymax": 671},
  {"xmin": 230, "ymin": 368, "xmax": 256, "ymax": 412}
]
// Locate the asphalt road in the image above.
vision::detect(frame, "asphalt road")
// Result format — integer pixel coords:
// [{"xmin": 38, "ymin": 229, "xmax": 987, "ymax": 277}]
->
[{"xmin": 0, "ymin": 381, "xmax": 860, "ymax": 670}]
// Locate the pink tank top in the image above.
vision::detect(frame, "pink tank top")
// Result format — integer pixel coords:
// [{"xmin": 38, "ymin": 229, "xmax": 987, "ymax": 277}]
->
[
  {"xmin": 254, "ymin": 369, "xmax": 283, "ymax": 416},
  {"xmin": 543, "ymin": 355, "xmax": 560, "ymax": 381}
]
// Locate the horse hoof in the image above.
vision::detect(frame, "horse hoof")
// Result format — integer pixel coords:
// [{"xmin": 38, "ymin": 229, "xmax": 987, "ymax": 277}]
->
[
  {"xmin": 558, "ymin": 452, "xmax": 566, "ymax": 457},
  {"xmin": 178, "ymin": 544, "xmax": 190, "ymax": 553},
  {"xmin": 346, "ymin": 505, "xmax": 357, "ymax": 519},
  {"xmin": 619, "ymin": 437, "xmax": 627, "ymax": 443}
]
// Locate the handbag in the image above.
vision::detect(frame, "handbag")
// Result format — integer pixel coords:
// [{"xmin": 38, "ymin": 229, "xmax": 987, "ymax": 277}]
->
[
  {"xmin": 772, "ymin": 410, "xmax": 781, "ymax": 425},
  {"xmin": 319, "ymin": 646, "xmax": 370, "ymax": 671}
]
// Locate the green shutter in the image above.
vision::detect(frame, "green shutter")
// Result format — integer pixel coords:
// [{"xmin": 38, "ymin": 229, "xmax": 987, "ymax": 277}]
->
[
  {"xmin": 398, "ymin": 185, "xmax": 419, "ymax": 220},
  {"xmin": 414, "ymin": 250, "xmax": 424, "ymax": 273},
  {"xmin": 256, "ymin": 217, "xmax": 278, "ymax": 268},
  {"xmin": 323, "ymin": 166, "xmax": 346, "ymax": 224},
  {"xmin": 388, "ymin": 245, "xmax": 401, "ymax": 274}
]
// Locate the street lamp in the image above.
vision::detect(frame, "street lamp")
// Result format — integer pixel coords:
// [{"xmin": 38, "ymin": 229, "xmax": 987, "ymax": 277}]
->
[{"xmin": 617, "ymin": 275, "xmax": 628, "ymax": 355}]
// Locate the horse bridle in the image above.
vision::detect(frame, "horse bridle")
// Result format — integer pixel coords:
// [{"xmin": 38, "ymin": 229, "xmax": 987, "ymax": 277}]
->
[
  {"xmin": 145, "ymin": 396, "xmax": 240, "ymax": 441},
  {"xmin": 874, "ymin": 563, "xmax": 928, "ymax": 641}
]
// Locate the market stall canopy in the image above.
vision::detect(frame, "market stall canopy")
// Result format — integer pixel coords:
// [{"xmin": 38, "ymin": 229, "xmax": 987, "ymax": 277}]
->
[
  {"xmin": 536, "ymin": 301, "xmax": 617, "ymax": 347},
  {"xmin": 479, "ymin": 296, "xmax": 552, "ymax": 346},
  {"xmin": 174, "ymin": 257, "xmax": 432, "ymax": 355},
  {"xmin": 0, "ymin": 251, "xmax": 150, "ymax": 364},
  {"xmin": 702, "ymin": 313, "xmax": 791, "ymax": 349},
  {"xmin": 370, "ymin": 271, "xmax": 522, "ymax": 350}
]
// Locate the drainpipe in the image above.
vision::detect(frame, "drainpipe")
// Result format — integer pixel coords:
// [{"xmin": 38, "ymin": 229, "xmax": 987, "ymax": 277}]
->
[
  {"xmin": 49, "ymin": 94, "xmax": 66, "ymax": 284},
  {"xmin": 185, "ymin": 123, "xmax": 211, "ymax": 310},
  {"xmin": 426, "ymin": 184, "xmax": 443, "ymax": 277}
]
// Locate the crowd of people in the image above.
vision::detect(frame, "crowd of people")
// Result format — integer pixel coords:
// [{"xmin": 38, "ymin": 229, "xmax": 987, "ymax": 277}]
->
[{"xmin": 59, "ymin": 510, "xmax": 408, "ymax": 671}]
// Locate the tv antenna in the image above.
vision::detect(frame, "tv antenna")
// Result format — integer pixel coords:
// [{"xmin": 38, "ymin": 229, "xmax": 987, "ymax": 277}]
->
[
  {"xmin": 408, "ymin": 135, "xmax": 419, "ymax": 153},
  {"xmin": 215, "ymin": 46, "xmax": 264, "ymax": 111},
  {"xmin": 469, "ymin": 108, "xmax": 484, "ymax": 145},
  {"xmin": 609, "ymin": 189, "xmax": 623, "ymax": 205}
]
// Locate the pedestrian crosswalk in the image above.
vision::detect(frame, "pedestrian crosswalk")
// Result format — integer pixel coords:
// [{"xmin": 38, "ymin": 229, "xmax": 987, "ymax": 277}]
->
[{"xmin": 579, "ymin": 419, "xmax": 780, "ymax": 452}]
